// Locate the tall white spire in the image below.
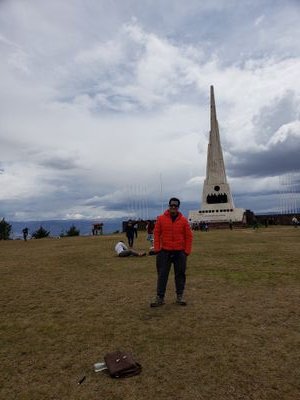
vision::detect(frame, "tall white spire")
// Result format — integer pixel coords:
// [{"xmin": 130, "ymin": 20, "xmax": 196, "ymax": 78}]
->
[
  {"xmin": 188, "ymin": 86, "xmax": 245, "ymax": 224},
  {"xmin": 201, "ymin": 85, "xmax": 235, "ymax": 210},
  {"xmin": 206, "ymin": 85, "xmax": 227, "ymax": 183}
]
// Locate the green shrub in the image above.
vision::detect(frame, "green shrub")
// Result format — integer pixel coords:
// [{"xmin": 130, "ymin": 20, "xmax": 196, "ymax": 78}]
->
[
  {"xmin": 0, "ymin": 218, "xmax": 12, "ymax": 240},
  {"xmin": 32, "ymin": 226, "xmax": 50, "ymax": 239},
  {"xmin": 65, "ymin": 225, "xmax": 80, "ymax": 237}
]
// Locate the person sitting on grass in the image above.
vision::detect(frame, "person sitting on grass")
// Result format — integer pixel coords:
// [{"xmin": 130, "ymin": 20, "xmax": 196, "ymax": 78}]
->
[{"xmin": 115, "ymin": 241, "xmax": 146, "ymax": 257}]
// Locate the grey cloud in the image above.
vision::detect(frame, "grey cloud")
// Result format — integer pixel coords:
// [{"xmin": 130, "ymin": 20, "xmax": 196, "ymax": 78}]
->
[
  {"xmin": 228, "ymin": 132, "xmax": 300, "ymax": 178},
  {"xmin": 233, "ymin": 192, "xmax": 282, "ymax": 213},
  {"xmin": 0, "ymin": 181, "xmax": 95, "ymax": 220},
  {"xmin": 38, "ymin": 157, "xmax": 79, "ymax": 170}
]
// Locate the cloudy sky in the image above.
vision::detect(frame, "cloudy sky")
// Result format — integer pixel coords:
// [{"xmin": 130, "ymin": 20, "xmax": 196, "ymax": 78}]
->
[{"xmin": 1, "ymin": 0, "xmax": 300, "ymax": 221}]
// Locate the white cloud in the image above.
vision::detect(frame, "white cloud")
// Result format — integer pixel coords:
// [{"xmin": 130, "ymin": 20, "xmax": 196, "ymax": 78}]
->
[{"xmin": 268, "ymin": 121, "xmax": 300, "ymax": 146}]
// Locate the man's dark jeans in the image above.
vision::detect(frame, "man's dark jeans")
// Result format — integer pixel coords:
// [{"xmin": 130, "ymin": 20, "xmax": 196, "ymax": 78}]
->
[
  {"xmin": 156, "ymin": 250, "xmax": 187, "ymax": 298},
  {"xmin": 127, "ymin": 234, "xmax": 134, "ymax": 247}
]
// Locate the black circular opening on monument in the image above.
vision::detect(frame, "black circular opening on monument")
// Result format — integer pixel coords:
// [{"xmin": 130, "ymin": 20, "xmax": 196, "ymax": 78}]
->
[{"xmin": 214, "ymin": 185, "xmax": 220, "ymax": 191}]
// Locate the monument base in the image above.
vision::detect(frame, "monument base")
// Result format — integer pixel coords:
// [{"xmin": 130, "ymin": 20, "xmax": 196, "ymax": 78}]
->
[{"xmin": 188, "ymin": 208, "xmax": 246, "ymax": 224}]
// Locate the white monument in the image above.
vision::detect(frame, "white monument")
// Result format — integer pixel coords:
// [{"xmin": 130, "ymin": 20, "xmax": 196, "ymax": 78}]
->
[{"xmin": 189, "ymin": 86, "xmax": 246, "ymax": 224}]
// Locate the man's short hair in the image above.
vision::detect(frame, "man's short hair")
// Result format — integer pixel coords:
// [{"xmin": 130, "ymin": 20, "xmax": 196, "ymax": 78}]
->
[{"xmin": 168, "ymin": 197, "xmax": 180, "ymax": 207}]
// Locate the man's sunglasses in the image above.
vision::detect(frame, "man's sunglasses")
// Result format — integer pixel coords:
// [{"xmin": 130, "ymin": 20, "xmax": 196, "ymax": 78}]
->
[{"xmin": 169, "ymin": 204, "xmax": 179, "ymax": 208}]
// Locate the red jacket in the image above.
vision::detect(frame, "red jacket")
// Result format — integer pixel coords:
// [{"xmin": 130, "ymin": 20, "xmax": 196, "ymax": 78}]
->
[{"xmin": 154, "ymin": 210, "xmax": 193, "ymax": 255}]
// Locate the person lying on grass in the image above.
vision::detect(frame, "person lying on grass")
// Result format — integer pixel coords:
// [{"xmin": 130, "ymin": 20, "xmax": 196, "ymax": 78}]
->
[{"xmin": 115, "ymin": 241, "xmax": 146, "ymax": 257}]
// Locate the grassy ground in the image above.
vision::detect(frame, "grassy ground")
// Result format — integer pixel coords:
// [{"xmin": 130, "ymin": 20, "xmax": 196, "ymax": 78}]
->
[{"xmin": 1, "ymin": 226, "xmax": 299, "ymax": 400}]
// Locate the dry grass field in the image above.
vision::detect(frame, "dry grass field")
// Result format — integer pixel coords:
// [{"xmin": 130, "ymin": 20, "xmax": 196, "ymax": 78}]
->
[{"xmin": 1, "ymin": 226, "xmax": 299, "ymax": 400}]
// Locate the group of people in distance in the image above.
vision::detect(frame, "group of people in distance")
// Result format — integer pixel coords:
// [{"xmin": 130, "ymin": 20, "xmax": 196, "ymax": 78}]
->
[{"xmin": 114, "ymin": 197, "xmax": 193, "ymax": 308}]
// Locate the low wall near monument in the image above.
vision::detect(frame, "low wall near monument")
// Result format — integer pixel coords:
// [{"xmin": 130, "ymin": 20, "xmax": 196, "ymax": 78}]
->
[
  {"xmin": 189, "ymin": 211, "xmax": 300, "ymax": 230},
  {"xmin": 254, "ymin": 213, "xmax": 300, "ymax": 226}
]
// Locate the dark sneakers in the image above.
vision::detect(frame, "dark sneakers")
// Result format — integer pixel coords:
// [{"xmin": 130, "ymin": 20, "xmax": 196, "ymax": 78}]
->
[
  {"xmin": 150, "ymin": 295, "xmax": 187, "ymax": 307},
  {"xmin": 150, "ymin": 296, "xmax": 165, "ymax": 308},
  {"xmin": 176, "ymin": 295, "xmax": 187, "ymax": 306}
]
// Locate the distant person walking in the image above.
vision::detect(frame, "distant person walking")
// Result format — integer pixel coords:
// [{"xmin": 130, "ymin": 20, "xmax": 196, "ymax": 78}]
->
[
  {"xmin": 134, "ymin": 222, "xmax": 138, "ymax": 238},
  {"xmin": 151, "ymin": 197, "xmax": 193, "ymax": 307},
  {"xmin": 115, "ymin": 241, "xmax": 146, "ymax": 257},
  {"xmin": 22, "ymin": 227, "xmax": 29, "ymax": 241},
  {"xmin": 125, "ymin": 220, "xmax": 135, "ymax": 247}
]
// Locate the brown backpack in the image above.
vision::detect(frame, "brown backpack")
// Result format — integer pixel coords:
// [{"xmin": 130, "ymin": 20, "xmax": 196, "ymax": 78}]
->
[{"xmin": 104, "ymin": 351, "xmax": 142, "ymax": 378}]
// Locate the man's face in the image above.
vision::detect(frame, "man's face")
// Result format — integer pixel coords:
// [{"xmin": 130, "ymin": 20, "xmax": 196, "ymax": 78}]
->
[{"xmin": 169, "ymin": 202, "xmax": 179, "ymax": 216}]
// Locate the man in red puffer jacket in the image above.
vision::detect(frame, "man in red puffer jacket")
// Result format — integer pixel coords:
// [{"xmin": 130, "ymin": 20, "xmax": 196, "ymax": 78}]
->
[{"xmin": 150, "ymin": 197, "xmax": 193, "ymax": 307}]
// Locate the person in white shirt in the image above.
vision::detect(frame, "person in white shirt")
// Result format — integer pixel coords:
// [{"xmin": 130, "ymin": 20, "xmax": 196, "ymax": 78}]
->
[{"xmin": 115, "ymin": 241, "xmax": 146, "ymax": 257}]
